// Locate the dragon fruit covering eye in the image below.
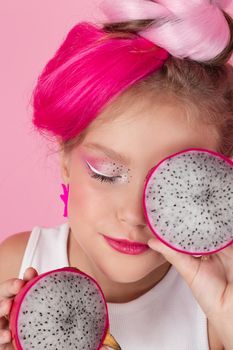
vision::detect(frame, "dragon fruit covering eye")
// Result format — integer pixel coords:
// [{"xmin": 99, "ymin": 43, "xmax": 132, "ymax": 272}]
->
[
  {"xmin": 9, "ymin": 267, "xmax": 122, "ymax": 350},
  {"xmin": 143, "ymin": 148, "xmax": 233, "ymax": 256}
]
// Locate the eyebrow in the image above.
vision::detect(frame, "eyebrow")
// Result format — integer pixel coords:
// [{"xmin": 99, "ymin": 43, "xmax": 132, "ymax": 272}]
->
[{"xmin": 83, "ymin": 142, "xmax": 131, "ymax": 165}]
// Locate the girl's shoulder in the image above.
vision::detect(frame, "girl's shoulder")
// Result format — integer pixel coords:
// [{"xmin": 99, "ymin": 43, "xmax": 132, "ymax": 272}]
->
[{"xmin": 0, "ymin": 231, "xmax": 31, "ymax": 283}]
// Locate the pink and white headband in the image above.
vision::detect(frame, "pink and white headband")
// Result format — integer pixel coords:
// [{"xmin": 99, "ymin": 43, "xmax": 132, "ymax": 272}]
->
[{"xmin": 100, "ymin": 0, "xmax": 232, "ymax": 61}]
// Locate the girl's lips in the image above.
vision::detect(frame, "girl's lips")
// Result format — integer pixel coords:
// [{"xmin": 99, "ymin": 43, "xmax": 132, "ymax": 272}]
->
[
  {"xmin": 103, "ymin": 235, "xmax": 149, "ymax": 255},
  {"xmin": 102, "ymin": 234, "xmax": 148, "ymax": 247}
]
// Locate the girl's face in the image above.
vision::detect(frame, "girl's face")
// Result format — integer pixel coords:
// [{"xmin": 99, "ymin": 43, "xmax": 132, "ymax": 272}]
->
[{"xmin": 60, "ymin": 99, "xmax": 219, "ymax": 286}]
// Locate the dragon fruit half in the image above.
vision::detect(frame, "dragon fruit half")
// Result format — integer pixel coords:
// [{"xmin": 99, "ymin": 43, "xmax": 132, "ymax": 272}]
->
[
  {"xmin": 9, "ymin": 267, "xmax": 121, "ymax": 350},
  {"xmin": 143, "ymin": 148, "xmax": 233, "ymax": 256}
]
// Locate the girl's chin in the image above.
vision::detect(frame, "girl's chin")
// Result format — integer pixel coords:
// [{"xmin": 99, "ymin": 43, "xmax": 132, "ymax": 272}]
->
[{"xmin": 99, "ymin": 260, "xmax": 167, "ymax": 285}]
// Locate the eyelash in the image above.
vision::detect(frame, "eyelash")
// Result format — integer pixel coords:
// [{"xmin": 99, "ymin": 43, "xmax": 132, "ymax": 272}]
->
[{"xmin": 90, "ymin": 172, "xmax": 119, "ymax": 184}]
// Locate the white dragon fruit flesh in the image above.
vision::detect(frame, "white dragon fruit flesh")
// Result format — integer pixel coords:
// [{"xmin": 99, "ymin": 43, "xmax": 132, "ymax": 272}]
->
[
  {"xmin": 143, "ymin": 148, "xmax": 233, "ymax": 256},
  {"xmin": 9, "ymin": 267, "xmax": 121, "ymax": 350}
]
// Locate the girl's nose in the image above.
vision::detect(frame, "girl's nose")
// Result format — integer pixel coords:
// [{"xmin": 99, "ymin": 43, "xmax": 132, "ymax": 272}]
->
[{"xmin": 117, "ymin": 183, "xmax": 147, "ymax": 229}]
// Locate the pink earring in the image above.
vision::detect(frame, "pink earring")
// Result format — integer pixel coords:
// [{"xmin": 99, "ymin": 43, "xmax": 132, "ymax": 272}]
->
[{"xmin": 60, "ymin": 183, "xmax": 69, "ymax": 217}]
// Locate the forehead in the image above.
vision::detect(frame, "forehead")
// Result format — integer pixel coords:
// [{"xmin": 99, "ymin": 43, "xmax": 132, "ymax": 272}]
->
[{"xmin": 78, "ymin": 99, "xmax": 219, "ymax": 167}]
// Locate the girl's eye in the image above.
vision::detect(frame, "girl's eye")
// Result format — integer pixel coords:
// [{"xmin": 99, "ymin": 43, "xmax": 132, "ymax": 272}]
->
[
  {"xmin": 84, "ymin": 160, "xmax": 122, "ymax": 184},
  {"xmin": 90, "ymin": 172, "xmax": 120, "ymax": 184}
]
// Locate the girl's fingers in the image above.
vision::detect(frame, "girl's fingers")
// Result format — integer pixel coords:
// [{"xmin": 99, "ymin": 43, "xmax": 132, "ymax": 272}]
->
[
  {"xmin": 0, "ymin": 267, "xmax": 38, "ymax": 301},
  {"xmin": 0, "ymin": 268, "xmax": 38, "ymax": 350},
  {"xmin": 215, "ymin": 248, "xmax": 233, "ymax": 282},
  {"xmin": 147, "ymin": 238, "xmax": 201, "ymax": 287},
  {"xmin": 0, "ymin": 329, "xmax": 11, "ymax": 346},
  {"xmin": 0, "ymin": 279, "xmax": 25, "ymax": 300},
  {"xmin": 217, "ymin": 243, "xmax": 233, "ymax": 260},
  {"xmin": 0, "ymin": 299, "xmax": 13, "ymax": 320},
  {"xmin": 0, "ymin": 316, "xmax": 8, "ymax": 330},
  {"xmin": 23, "ymin": 267, "xmax": 38, "ymax": 281}
]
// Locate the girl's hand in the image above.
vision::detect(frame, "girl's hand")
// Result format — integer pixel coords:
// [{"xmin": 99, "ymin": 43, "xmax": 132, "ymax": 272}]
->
[
  {"xmin": 147, "ymin": 238, "xmax": 233, "ymax": 349},
  {"xmin": 0, "ymin": 267, "xmax": 38, "ymax": 349}
]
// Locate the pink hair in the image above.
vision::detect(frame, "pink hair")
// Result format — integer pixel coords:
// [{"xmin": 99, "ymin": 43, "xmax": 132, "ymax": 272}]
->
[{"xmin": 32, "ymin": 22, "xmax": 169, "ymax": 142}]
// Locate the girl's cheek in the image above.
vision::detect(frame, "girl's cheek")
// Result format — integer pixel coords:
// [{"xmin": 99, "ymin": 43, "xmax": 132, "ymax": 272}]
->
[{"xmin": 69, "ymin": 178, "xmax": 97, "ymax": 212}]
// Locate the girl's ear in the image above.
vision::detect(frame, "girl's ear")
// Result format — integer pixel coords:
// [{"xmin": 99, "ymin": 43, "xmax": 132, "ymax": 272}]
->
[
  {"xmin": 56, "ymin": 136, "xmax": 71, "ymax": 184},
  {"xmin": 59, "ymin": 149, "xmax": 71, "ymax": 185}
]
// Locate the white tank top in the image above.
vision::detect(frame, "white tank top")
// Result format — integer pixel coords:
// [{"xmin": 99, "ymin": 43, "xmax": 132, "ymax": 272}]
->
[{"xmin": 18, "ymin": 222, "xmax": 210, "ymax": 350}]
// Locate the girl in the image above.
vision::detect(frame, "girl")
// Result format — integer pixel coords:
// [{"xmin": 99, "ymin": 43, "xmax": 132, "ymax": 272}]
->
[{"xmin": 0, "ymin": 0, "xmax": 233, "ymax": 349}]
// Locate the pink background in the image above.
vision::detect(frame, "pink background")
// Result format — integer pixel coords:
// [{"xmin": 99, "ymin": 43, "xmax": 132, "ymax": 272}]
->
[{"xmin": 0, "ymin": 2, "xmax": 233, "ymax": 243}]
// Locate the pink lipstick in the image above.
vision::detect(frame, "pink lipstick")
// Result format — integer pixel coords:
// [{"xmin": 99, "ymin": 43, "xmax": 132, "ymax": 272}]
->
[{"xmin": 103, "ymin": 235, "xmax": 149, "ymax": 255}]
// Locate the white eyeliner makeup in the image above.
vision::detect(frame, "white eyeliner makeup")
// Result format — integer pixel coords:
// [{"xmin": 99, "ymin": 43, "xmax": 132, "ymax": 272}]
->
[{"xmin": 85, "ymin": 158, "xmax": 132, "ymax": 184}]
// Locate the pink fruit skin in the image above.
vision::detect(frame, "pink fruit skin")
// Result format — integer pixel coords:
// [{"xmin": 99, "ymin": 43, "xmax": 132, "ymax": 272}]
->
[
  {"xmin": 143, "ymin": 147, "xmax": 233, "ymax": 256},
  {"xmin": 9, "ymin": 267, "xmax": 110, "ymax": 350}
]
